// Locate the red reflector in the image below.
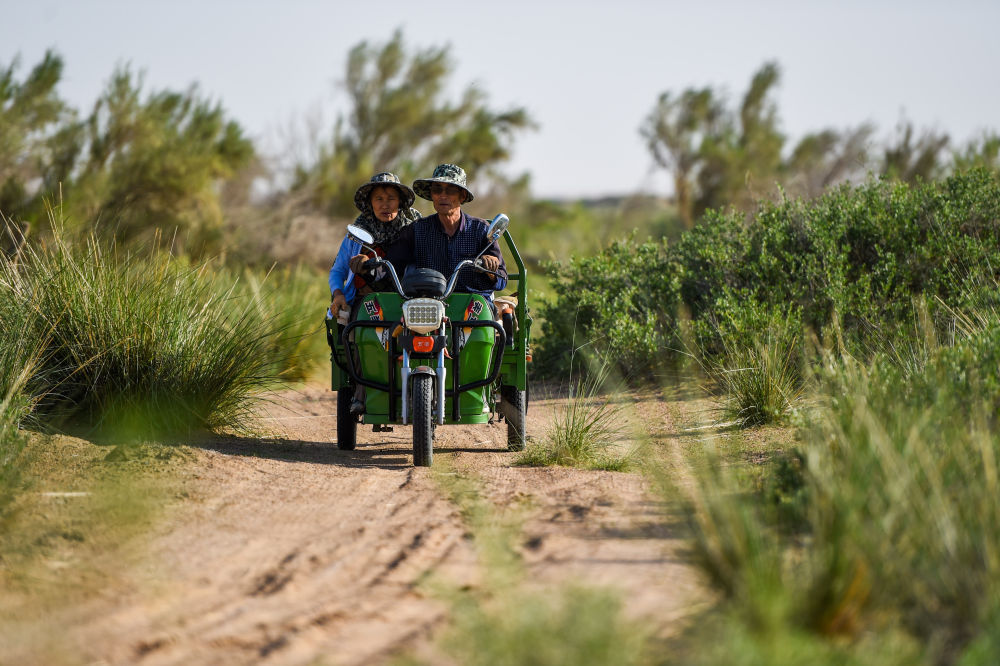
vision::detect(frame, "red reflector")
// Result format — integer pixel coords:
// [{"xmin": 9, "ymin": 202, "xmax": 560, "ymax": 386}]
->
[
  {"xmin": 526, "ymin": 354, "xmax": 533, "ymax": 363},
  {"xmin": 412, "ymin": 336, "xmax": 434, "ymax": 353}
]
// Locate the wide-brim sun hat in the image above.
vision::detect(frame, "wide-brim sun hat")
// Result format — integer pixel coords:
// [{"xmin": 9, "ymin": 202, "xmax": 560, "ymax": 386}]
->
[
  {"xmin": 354, "ymin": 172, "xmax": 416, "ymax": 213},
  {"xmin": 412, "ymin": 163, "xmax": 474, "ymax": 203}
]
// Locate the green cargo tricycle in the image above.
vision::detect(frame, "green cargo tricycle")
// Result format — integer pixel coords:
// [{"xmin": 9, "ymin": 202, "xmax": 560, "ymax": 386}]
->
[{"xmin": 326, "ymin": 214, "xmax": 530, "ymax": 466}]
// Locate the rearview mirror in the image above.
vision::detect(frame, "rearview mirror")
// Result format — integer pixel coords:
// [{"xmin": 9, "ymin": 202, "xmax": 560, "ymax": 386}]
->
[
  {"xmin": 346, "ymin": 224, "xmax": 375, "ymax": 246},
  {"xmin": 486, "ymin": 214, "xmax": 510, "ymax": 243}
]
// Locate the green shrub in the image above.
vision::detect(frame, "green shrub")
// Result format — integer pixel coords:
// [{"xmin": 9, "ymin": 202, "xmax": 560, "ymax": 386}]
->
[
  {"xmin": 535, "ymin": 236, "xmax": 679, "ymax": 381},
  {"xmin": 537, "ymin": 169, "xmax": 1000, "ymax": 384}
]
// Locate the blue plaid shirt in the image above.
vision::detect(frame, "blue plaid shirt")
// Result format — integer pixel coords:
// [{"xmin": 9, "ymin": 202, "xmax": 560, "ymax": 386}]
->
[{"xmin": 385, "ymin": 212, "xmax": 507, "ymax": 297}]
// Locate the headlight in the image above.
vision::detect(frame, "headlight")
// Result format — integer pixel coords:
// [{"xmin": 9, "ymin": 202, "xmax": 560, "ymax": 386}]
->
[{"xmin": 402, "ymin": 298, "xmax": 445, "ymax": 334}]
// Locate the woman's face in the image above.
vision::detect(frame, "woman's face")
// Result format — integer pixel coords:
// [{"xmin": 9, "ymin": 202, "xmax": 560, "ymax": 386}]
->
[{"xmin": 370, "ymin": 186, "xmax": 401, "ymax": 223}]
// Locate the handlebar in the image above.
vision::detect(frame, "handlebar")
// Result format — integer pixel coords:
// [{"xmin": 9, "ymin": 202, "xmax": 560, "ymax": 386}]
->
[
  {"xmin": 362, "ymin": 257, "xmax": 494, "ymax": 300},
  {"xmin": 444, "ymin": 259, "xmax": 476, "ymax": 299},
  {"xmin": 361, "ymin": 257, "xmax": 406, "ymax": 296},
  {"xmin": 349, "ymin": 214, "xmax": 507, "ymax": 300}
]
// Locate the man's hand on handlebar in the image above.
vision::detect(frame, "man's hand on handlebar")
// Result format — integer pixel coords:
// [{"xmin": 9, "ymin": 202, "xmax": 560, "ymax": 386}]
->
[{"xmin": 478, "ymin": 255, "xmax": 501, "ymax": 273}]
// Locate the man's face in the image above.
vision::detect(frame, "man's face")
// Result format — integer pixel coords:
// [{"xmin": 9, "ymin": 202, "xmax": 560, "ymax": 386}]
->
[
  {"xmin": 370, "ymin": 186, "xmax": 401, "ymax": 222},
  {"xmin": 430, "ymin": 183, "xmax": 466, "ymax": 216}
]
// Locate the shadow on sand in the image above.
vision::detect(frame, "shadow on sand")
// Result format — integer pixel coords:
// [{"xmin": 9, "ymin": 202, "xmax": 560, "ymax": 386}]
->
[{"xmin": 186, "ymin": 433, "xmax": 510, "ymax": 470}]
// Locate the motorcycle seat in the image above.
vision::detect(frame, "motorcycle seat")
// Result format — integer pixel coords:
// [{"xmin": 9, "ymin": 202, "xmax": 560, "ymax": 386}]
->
[{"xmin": 402, "ymin": 266, "xmax": 446, "ymax": 298}]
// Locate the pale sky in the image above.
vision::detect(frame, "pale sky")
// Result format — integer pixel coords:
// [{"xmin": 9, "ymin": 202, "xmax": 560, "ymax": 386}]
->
[{"xmin": 3, "ymin": 0, "xmax": 998, "ymax": 198}]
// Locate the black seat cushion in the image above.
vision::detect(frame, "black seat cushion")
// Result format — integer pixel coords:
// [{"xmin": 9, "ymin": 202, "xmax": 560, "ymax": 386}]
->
[{"xmin": 402, "ymin": 266, "xmax": 446, "ymax": 298}]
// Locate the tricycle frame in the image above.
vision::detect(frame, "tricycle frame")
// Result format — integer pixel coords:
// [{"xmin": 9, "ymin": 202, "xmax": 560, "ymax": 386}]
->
[{"xmin": 327, "ymin": 226, "xmax": 530, "ymax": 438}]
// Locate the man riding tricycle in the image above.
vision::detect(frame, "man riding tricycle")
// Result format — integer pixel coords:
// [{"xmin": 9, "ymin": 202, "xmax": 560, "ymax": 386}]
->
[{"xmin": 325, "ymin": 164, "xmax": 530, "ymax": 467}]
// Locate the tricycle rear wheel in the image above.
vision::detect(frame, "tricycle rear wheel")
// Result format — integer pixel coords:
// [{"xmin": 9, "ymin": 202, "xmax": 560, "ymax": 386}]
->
[
  {"xmin": 501, "ymin": 386, "xmax": 526, "ymax": 451},
  {"xmin": 336, "ymin": 389, "xmax": 357, "ymax": 450},
  {"xmin": 412, "ymin": 374, "xmax": 434, "ymax": 466}
]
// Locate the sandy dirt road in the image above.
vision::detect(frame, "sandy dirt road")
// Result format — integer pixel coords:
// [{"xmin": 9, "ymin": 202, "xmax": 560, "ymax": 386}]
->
[{"xmin": 52, "ymin": 384, "xmax": 705, "ymax": 665}]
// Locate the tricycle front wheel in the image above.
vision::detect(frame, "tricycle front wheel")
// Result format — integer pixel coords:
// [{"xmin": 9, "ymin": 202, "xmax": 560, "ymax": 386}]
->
[
  {"xmin": 412, "ymin": 374, "xmax": 434, "ymax": 466},
  {"xmin": 501, "ymin": 385, "xmax": 526, "ymax": 451},
  {"xmin": 336, "ymin": 389, "xmax": 357, "ymax": 450}
]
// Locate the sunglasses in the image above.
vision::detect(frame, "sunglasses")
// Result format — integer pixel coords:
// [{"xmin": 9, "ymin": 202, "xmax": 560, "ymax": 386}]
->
[{"xmin": 430, "ymin": 184, "xmax": 463, "ymax": 196}]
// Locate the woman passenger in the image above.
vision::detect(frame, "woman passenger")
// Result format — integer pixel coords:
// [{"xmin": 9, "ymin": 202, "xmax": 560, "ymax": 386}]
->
[
  {"xmin": 329, "ymin": 172, "xmax": 419, "ymax": 320},
  {"xmin": 328, "ymin": 172, "xmax": 419, "ymax": 414}
]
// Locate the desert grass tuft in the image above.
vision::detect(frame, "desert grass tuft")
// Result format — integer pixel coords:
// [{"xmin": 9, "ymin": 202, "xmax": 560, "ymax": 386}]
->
[
  {"xmin": 0, "ymin": 222, "xmax": 284, "ymax": 440},
  {"xmin": 666, "ymin": 301, "xmax": 1000, "ymax": 663},
  {"xmin": 0, "ymin": 300, "xmax": 47, "ymax": 525},
  {"xmin": 517, "ymin": 354, "xmax": 631, "ymax": 470},
  {"xmin": 235, "ymin": 264, "xmax": 329, "ymax": 382},
  {"xmin": 698, "ymin": 305, "xmax": 804, "ymax": 428}
]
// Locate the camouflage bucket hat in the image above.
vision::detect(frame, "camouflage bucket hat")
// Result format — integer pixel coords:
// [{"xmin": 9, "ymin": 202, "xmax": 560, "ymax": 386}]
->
[
  {"xmin": 412, "ymin": 163, "xmax": 474, "ymax": 203},
  {"xmin": 354, "ymin": 172, "xmax": 416, "ymax": 213}
]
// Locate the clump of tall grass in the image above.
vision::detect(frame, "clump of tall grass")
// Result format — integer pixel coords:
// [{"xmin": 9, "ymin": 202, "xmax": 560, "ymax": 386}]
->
[
  {"xmin": 706, "ymin": 333, "xmax": 803, "ymax": 427},
  {"xmin": 671, "ymin": 301, "xmax": 1000, "ymax": 663},
  {"xmin": 807, "ymin": 350, "xmax": 1000, "ymax": 656},
  {"xmin": 698, "ymin": 299, "xmax": 804, "ymax": 427},
  {"xmin": 517, "ymin": 353, "xmax": 630, "ymax": 470},
  {"xmin": 0, "ymin": 225, "xmax": 282, "ymax": 439},
  {"xmin": 0, "ymin": 300, "xmax": 45, "ymax": 523},
  {"xmin": 0, "ymin": 387, "xmax": 31, "ymax": 525},
  {"xmin": 0, "ymin": 282, "xmax": 44, "ymax": 525},
  {"xmin": 236, "ymin": 265, "xmax": 328, "ymax": 382}
]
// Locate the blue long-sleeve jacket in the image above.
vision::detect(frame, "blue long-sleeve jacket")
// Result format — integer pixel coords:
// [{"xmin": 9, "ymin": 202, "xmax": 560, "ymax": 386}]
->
[{"xmin": 328, "ymin": 236, "xmax": 361, "ymax": 305}]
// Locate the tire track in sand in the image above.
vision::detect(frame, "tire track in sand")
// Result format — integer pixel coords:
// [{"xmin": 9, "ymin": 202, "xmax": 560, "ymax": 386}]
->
[{"xmin": 66, "ymin": 385, "xmax": 704, "ymax": 664}]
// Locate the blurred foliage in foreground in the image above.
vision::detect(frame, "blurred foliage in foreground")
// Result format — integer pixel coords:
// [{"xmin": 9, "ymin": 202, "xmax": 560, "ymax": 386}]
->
[{"xmin": 667, "ymin": 292, "xmax": 1000, "ymax": 665}]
